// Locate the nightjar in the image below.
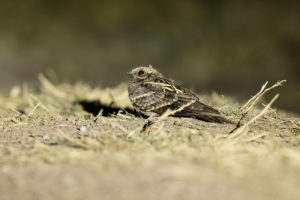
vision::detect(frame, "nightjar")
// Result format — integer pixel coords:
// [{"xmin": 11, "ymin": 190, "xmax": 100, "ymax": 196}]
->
[{"xmin": 128, "ymin": 65, "xmax": 232, "ymax": 123}]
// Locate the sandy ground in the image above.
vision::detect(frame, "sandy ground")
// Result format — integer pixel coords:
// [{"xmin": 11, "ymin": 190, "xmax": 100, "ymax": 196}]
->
[{"xmin": 0, "ymin": 79, "xmax": 300, "ymax": 200}]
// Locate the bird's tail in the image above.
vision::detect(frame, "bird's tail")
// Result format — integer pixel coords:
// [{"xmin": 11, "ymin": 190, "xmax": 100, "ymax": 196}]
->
[
  {"xmin": 174, "ymin": 101, "xmax": 234, "ymax": 124},
  {"xmin": 194, "ymin": 113, "xmax": 235, "ymax": 124}
]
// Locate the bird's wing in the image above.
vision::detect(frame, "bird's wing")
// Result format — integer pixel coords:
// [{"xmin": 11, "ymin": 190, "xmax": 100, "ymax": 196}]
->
[
  {"xmin": 165, "ymin": 79, "xmax": 234, "ymax": 123},
  {"xmin": 130, "ymin": 80, "xmax": 179, "ymax": 113}
]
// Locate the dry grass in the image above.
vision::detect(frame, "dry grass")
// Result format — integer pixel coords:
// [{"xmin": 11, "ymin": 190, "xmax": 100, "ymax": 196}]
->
[{"xmin": 0, "ymin": 77, "xmax": 299, "ymax": 200}]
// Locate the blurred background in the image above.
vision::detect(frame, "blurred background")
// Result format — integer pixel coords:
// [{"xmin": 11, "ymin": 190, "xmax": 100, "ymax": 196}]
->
[{"xmin": 0, "ymin": 0, "xmax": 299, "ymax": 112}]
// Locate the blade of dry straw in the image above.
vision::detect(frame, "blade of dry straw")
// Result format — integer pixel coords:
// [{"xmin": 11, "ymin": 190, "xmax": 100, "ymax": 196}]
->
[{"xmin": 229, "ymin": 93, "xmax": 279, "ymax": 140}]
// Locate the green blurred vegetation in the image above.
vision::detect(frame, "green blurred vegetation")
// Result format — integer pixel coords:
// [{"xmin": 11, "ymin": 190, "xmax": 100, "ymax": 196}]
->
[{"xmin": 0, "ymin": 0, "xmax": 299, "ymax": 112}]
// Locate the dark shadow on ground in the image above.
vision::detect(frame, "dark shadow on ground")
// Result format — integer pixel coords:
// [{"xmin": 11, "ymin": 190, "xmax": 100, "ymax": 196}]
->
[{"xmin": 77, "ymin": 100, "xmax": 143, "ymax": 117}]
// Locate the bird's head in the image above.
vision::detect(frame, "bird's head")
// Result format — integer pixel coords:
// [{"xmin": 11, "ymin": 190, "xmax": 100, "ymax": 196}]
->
[{"xmin": 128, "ymin": 65, "xmax": 163, "ymax": 82}]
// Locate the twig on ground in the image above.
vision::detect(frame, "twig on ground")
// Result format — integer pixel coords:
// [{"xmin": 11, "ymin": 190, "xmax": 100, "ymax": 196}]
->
[
  {"xmin": 10, "ymin": 107, "xmax": 22, "ymax": 115},
  {"xmin": 239, "ymin": 81, "xmax": 268, "ymax": 112},
  {"xmin": 28, "ymin": 102, "xmax": 41, "ymax": 116},
  {"xmin": 30, "ymin": 94, "xmax": 57, "ymax": 115},
  {"xmin": 231, "ymin": 80, "xmax": 286, "ymax": 132},
  {"xmin": 242, "ymin": 132, "xmax": 270, "ymax": 142},
  {"xmin": 93, "ymin": 109, "xmax": 103, "ymax": 122},
  {"xmin": 240, "ymin": 80, "xmax": 285, "ymax": 113},
  {"xmin": 140, "ymin": 100, "xmax": 195, "ymax": 133},
  {"xmin": 158, "ymin": 100, "xmax": 196, "ymax": 123},
  {"xmin": 228, "ymin": 94, "xmax": 279, "ymax": 140},
  {"xmin": 141, "ymin": 120, "xmax": 155, "ymax": 133},
  {"xmin": 38, "ymin": 74, "xmax": 66, "ymax": 98}
]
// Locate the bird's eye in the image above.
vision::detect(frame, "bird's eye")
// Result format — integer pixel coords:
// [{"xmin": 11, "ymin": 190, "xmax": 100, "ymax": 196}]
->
[{"xmin": 138, "ymin": 70, "xmax": 145, "ymax": 76}]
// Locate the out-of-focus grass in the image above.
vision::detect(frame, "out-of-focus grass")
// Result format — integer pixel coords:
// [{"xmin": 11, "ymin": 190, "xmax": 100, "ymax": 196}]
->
[{"xmin": 0, "ymin": 76, "xmax": 299, "ymax": 200}]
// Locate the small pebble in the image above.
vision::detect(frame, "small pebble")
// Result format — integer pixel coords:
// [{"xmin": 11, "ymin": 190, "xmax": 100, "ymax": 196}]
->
[{"xmin": 80, "ymin": 126, "xmax": 87, "ymax": 132}]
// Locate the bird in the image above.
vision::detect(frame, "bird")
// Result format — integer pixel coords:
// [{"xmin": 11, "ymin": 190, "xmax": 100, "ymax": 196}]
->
[{"xmin": 128, "ymin": 65, "xmax": 233, "ymax": 123}]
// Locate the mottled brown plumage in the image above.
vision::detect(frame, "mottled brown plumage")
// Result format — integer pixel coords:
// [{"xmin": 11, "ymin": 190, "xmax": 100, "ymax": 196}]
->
[{"xmin": 128, "ymin": 65, "xmax": 232, "ymax": 123}]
